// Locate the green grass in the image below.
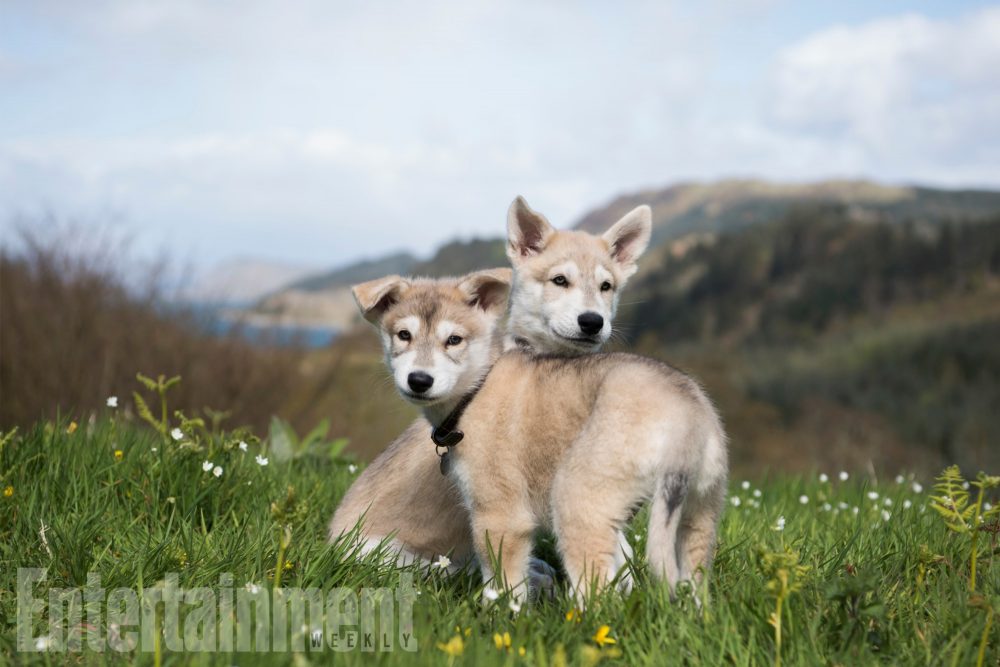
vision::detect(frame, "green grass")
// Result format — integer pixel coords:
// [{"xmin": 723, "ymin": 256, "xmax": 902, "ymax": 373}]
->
[{"xmin": 1, "ymin": 415, "xmax": 998, "ymax": 666}]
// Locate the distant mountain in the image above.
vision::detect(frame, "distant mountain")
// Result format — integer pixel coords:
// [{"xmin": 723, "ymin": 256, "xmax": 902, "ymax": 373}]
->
[
  {"xmin": 283, "ymin": 251, "xmax": 418, "ymax": 292},
  {"xmin": 183, "ymin": 257, "xmax": 320, "ymax": 304},
  {"xmin": 234, "ymin": 179, "xmax": 1000, "ymax": 330},
  {"xmin": 574, "ymin": 179, "xmax": 1000, "ymax": 245}
]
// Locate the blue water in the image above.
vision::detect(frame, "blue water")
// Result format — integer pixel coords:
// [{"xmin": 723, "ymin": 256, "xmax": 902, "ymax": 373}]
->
[
  {"xmin": 180, "ymin": 302, "xmax": 340, "ymax": 348},
  {"xmin": 209, "ymin": 317, "xmax": 339, "ymax": 348}
]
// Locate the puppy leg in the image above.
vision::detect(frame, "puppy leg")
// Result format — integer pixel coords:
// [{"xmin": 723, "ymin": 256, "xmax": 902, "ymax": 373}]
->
[
  {"xmin": 527, "ymin": 557, "xmax": 558, "ymax": 600},
  {"xmin": 552, "ymin": 472, "xmax": 637, "ymax": 604},
  {"xmin": 675, "ymin": 480, "xmax": 725, "ymax": 594},
  {"xmin": 472, "ymin": 507, "xmax": 535, "ymax": 602},
  {"xmin": 646, "ymin": 472, "xmax": 688, "ymax": 594}
]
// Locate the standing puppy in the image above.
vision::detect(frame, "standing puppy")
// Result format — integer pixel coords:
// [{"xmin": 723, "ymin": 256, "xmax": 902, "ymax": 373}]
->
[
  {"xmin": 329, "ymin": 198, "xmax": 653, "ymax": 585},
  {"xmin": 356, "ymin": 283, "xmax": 728, "ymax": 604}
]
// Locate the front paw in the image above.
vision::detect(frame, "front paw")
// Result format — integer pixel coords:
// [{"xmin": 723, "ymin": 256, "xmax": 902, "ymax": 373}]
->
[{"xmin": 527, "ymin": 557, "xmax": 557, "ymax": 601}]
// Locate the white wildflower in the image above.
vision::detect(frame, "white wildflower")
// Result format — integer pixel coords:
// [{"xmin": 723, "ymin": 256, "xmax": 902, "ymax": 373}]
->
[
  {"xmin": 799, "ymin": 495, "xmax": 809, "ymax": 505},
  {"xmin": 852, "ymin": 506, "xmax": 860, "ymax": 515},
  {"xmin": 255, "ymin": 455, "xmax": 269, "ymax": 466},
  {"xmin": 509, "ymin": 599, "xmax": 522, "ymax": 613},
  {"xmin": 238, "ymin": 441, "xmax": 248, "ymax": 452},
  {"xmin": 213, "ymin": 466, "xmax": 223, "ymax": 477},
  {"xmin": 883, "ymin": 497, "xmax": 893, "ymax": 507},
  {"xmin": 348, "ymin": 464, "xmax": 358, "ymax": 474},
  {"xmin": 839, "ymin": 471, "xmax": 849, "ymax": 481},
  {"xmin": 774, "ymin": 516, "xmax": 785, "ymax": 531},
  {"xmin": 962, "ymin": 481, "xmax": 970, "ymax": 490},
  {"xmin": 483, "ymin": 587, "xmax": 500, "ymax": 601},
  {"xmin": 202, "ymin": 460, "xmax": 214, "ymax": 472},
  {"xmin": 881, "ymin": 509, "xmax": 891, "ymax": 522},
  {"xmin": 838, "ymin": 501, "xmax": 849, "ymax": 510},
  {"xmin": 895, "ymin": 474, "xmax": 905, "ymax": 484},
  {"xmin": 912, "ymin": 482, "xmax": 923, "ymax": 494},
  {"xmin": 822, "ymin": 503, "xmax": 832, "ymax": 512},
  {"xmin": 903, "ymin": 499, "xmax": 912, "ymax": 509},
  {"xmin": 34, "ymin": 636, "xmax": 51, "ymax": 651},
  {"xmin": 171, "ymin": 428, "xmax": 184, "ymax": 441},
  {"xmin": 753, "ymin": 489, "xmax": 762, "ymax": 498},
  {"xmin": 867, "ymin": 491, "xmax": 879, "ymax": 501},
  {"xmin": 432, "ymin": 555, "xmax": 451, "ymax": 570},
  {"xmin": 730, "ymin": 496, "xmax": 742, "ymax": 507},
  {"xmin": 819, "ymin": 473, "xmax": 829, "ymax": 483},
  {"xmin": 106, "ymin": 396, "xmax": 118, "ymax": 408},
  {"xmin": 741, "ymin": 481, "xmax": 750, "ymax": 490}
]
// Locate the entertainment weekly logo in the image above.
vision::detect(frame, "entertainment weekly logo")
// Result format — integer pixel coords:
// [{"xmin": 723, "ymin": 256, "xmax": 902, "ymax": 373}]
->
[{"xmin": 17, "ymin": 569, "xmax": 417, "ymax": 653}]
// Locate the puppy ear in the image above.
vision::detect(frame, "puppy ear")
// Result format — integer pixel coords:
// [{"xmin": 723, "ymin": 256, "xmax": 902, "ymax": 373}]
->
[
  {"xmin": 507, "ymin": 196, "xmax": 555, "ymax": 261},
  {"xmin": 456, "ymin": 268, "xmax": 512, "ymax": 313},
  {"xmin": 351, "ymin": 275, "xmax": 410, "ymax": 325},
  {"xmin": 603, "ymin": 205, "xmax": 652, "ymax": 278}
]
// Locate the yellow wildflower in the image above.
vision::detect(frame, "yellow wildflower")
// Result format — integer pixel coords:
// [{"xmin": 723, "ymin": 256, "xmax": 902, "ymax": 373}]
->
[
  {"xmin": 66, "ymin": 421, "xmax": 78, "ymax": 434},
  {"xmin": 437, "ymin": 634, "xmax": 464, "ymax": 656},
  {"xmin": 3, "ymin": 486, "xmax": 12, "ymax": 498},
  {"xmin": 566, "ymin": 608, "xmax": 582, "ymax": 623},
  {"xmin": 114, "ymin": 450, "xmax": 124, "ymax": 461},
  {"xmin": 518, "ymin": 646, "xmax": 526, "ymax": 656},
  {"xmin": 493, "ymin": 631, "xmax": 511, "ymax": 650},
  {"xmin": 592, "ymin": 625, "xmax": 616, "ymax": 647}
]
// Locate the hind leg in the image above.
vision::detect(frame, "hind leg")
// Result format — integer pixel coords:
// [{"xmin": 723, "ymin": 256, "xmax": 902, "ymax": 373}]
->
[
  {"xmin": 646, "ymin": 473, "xmax": 688, "ymax": 593},
  {"xmin": 675, "ymin": 482, "xmax": 725, "ymax": 590}
]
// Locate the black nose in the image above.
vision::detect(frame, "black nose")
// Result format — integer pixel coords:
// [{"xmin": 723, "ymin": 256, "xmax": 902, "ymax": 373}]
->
[
  {"xmin": 577, "ymin": 311, "xmax": 604, "ymax": 336},
  {"xmin": 407, "ymin": 371, "xmax": 435, "ymax": 394}
]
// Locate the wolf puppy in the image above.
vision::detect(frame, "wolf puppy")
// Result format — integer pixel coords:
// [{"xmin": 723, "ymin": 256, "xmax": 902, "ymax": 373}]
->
[
  {"xmin": 357, "ymin": 273, "xmax": 728, "ymax": 603},
  {"xmin": 329, "ymin": 199, "xmax": 652, "ymax": 581}
]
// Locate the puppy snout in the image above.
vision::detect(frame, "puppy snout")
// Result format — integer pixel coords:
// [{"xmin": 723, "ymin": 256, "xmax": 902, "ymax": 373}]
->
[
  {"xmin": 577, "ymin": 311, "xmax": 604, "ymax": 336},
  {"xmin": 407, "ymin": 371, "xmax": 435, "ymax": 394}
]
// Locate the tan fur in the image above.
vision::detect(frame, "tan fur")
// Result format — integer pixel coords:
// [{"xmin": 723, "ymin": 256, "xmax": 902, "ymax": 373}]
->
[
  {"xmin": 455, "ymin": 352, "xmax": 727, "ymax": 600},
  {"xmin": 329, "ymin": 198, "xmax": 662, "ymax": 594},
  {"xmin": 361, "ymin": 283, "xmax": 729, "ymax": 603}
]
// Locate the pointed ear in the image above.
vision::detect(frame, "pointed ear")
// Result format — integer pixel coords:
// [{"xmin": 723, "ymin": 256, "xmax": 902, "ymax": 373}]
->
[
  {"xmin": 456, "ymin": 268, "xmax": 512, "ymax": 313},
  {"xmin": 506, "ymin": 196, "xmax": 555, "ymax": 262},
  {"xmin": 351, "ymin": 275, "xmax": 410, "ymax": 325},
  {"xmin": 602, "ymin": 205, "xmax": 652, "ymax": 278}
]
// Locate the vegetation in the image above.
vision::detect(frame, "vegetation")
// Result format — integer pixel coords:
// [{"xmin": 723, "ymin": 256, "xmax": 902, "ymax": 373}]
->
[
  {"xmin": 0, "ymin": 233, "xmax": 302, "ymax": 435},
  {"xmin": 1, "ymin": 404, "xmax": 998, "ymax": 665},
  {"xmin": 618, "ymin": 209, "xmax": 1000, "ymax": 475}
]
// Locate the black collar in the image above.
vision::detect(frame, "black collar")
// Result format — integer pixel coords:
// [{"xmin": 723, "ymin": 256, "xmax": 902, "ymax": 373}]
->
[
  {"xmin": 430, "ymin": 381, "xmax": 486, "ymax": 475},
  {"xmin": 431, "ymin": 387, "xmax": 479, "ymax": 449}
]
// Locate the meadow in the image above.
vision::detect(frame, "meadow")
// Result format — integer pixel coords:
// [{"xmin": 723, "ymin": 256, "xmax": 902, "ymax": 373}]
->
[{"xmin": 1, "ymin": 383, "xmax": 998, "ymax": 666}]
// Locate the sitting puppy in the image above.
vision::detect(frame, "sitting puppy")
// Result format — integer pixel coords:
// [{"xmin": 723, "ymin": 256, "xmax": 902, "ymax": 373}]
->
[
  {"xmin": 356, "ymin": 272, "xmax": 728, "ymax": 603},
  {"xmin": 329, "ymin": 197, "xmax": 653, "ymax": 591}
]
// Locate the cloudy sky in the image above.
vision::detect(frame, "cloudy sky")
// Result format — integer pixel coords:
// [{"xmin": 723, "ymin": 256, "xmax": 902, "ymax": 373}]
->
[{"xmin": 2, "ymin": 1, "xmax": 999, "ymax": 273}]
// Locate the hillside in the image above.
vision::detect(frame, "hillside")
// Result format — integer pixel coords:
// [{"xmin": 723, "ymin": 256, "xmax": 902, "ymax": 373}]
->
[
  {"xmin": 242, "ymin": 180, "xmax": 1000, "ymax": 329},
  {"xmin": 612, "ymin": 207, "xmax": 1000, "ymax": 474},
  {"xmin": 575, "ymin": 179, "xmax": 1000, "ymax": 246}
]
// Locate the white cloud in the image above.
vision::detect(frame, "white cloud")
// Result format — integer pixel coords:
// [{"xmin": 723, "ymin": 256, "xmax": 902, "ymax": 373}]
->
[
  {"xmin": 2, "ymin": 3, "xmax": 999, "ymax": 272},
  {"xmin": 768, "ymin": 7, "xmax": 1000, "ymax": 178}
]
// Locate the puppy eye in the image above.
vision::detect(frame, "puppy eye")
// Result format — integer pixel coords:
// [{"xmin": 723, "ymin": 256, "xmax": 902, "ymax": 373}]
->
[
  {"xmin": 552, "ymin": 275, "xmax": 568, "ymax": 287},
  {"xmin": 446, "ymin": 335, "xmax": 463, "ymax": 346},
  {"xmin": 397, "ymin": 330, "xmax": 411, "ymax": 341},
  {"xmin": 600, "ymin": 281, "xmax": 613, "ymax": 292}
]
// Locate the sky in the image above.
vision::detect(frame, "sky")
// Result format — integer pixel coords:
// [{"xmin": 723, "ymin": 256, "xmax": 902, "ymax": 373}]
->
[{"xmin": 2, "ymin": 0, "xmax": 999, "ymax": 275}]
